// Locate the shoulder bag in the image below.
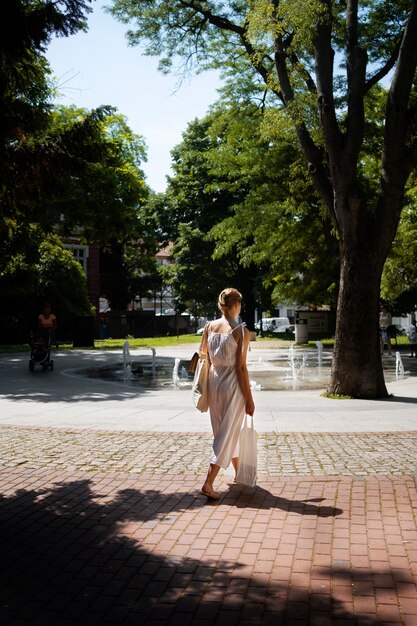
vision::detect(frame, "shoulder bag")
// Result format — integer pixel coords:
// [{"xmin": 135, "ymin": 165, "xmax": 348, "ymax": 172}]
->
[
  {"xmin": 191, "ymin": 323, "xmax": 210, "ymax": 412},
  {"xmin": 191, "ymin": 354, "xmax": 209, "ymax": 412}
]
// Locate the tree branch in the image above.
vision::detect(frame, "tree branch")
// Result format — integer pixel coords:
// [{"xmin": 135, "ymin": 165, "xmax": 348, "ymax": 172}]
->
[
  {"xmin": 343, "ymin": 0, "xmax": 367, "ymax": 174},
  {"xmin": 364, "ymin": 39, "xmax": 401, "ymax": 94},
  {"xmin": 384, "ymin": 0, "xmax": 417, "ymax": 170},
  {"xmin": 272, "ymin": 29, "xmax": 334, "ymax": 218},
  {"xmin": 177, "ymin": 0, "xmax": 277, "ymax": 98},
  {"xmin": 289, "ymin": 52, "xmax": 317, "ymax": 95},
  {"xmin": 313, "ymin": 0, "xmax": 342, "ymax": 169}
]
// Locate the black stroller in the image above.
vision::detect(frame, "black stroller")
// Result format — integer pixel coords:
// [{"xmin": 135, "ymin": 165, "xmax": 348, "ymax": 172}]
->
[{"xmin": 29, "ymin": 329, "xmax": 54, "ymax": 371}]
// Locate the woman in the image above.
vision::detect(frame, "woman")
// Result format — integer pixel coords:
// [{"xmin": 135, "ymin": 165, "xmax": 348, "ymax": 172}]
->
[
  {"xmin": 200, "ymin": 288, "xmax": 255, "ymax": 500},
  {"xmin": 38, "ymin": 303, "xmax": 57, "ymax": 331},
  {"xmin": 379, "ymin": 304, "xmax": 392, "ymax": 356}
]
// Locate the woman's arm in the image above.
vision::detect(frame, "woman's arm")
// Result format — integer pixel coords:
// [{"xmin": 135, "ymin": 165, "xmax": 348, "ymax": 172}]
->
[
  {"xmin": 235, "ymin": 327, "xmax": 255, "ymax": 416},
  {"xmin": 200, "ymin": 322, "xmax": 211, "ymax": 364}
]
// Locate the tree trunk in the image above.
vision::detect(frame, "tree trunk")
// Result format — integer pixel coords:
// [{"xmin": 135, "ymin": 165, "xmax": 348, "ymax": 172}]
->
[{"xmin": 328, "ymin": 238, "xmax": 388, "ymax": 399}]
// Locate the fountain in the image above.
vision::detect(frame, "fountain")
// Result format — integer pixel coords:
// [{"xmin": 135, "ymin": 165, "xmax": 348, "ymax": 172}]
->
[
  {"xmin": 173, "ymin": 357, "xmax": 180, "ymax": 387},
  {"xmin": 75, "ymin": 341, "xmax": 413, "ymax": 391},
  {"xmin": 395, "ymin": 351, "xmax": 405, "ymax": 378},
  {"xmin": 287, "ymin": 344, "xmax": 309, "ymax": 387},
  {"xmin": 122, "ymin": 341, "xmax": 133, "ymax": 381},
  {"xmin": 150, "ymin": 347, "xmax": 156, "ymax": 378},
  {"xmin": 288, "ymin": 344, "xmax": 298, "ymax": 382},
  {"xmin": 316, "ymin": 340, "xmax": 323, "ymax": 365},
  {"xmin": 172, "ymin": 357, "xmax": 192, "ymax": 388}
]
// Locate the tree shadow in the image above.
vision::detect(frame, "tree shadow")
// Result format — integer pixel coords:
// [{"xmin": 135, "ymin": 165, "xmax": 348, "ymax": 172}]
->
[
  {"xmin": 0, "ymin": 478, "xmax": 383, "ymax": 625},
  {"xmin": 0, "ymin": 351, "xmax": 180, "ymax": 403},
  {"xmin": 386, "ymin": 395, "xmax": 417, "ymax": 405}
]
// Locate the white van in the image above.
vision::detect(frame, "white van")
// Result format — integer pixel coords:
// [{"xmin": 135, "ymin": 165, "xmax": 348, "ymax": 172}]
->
[{"xmin": 255, "ymin": 317, "xmax": 292, "ymax": 333}]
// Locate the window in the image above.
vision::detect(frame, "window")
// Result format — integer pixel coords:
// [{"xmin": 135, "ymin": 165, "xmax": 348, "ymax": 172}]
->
[{"xmin": 64, "ymin": 244, "xmax": 89, "ymax": 274}]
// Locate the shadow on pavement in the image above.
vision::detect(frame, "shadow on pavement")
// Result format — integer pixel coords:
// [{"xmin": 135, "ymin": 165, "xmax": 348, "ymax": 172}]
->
[
  {"xmin": 0, "ymin": 351, "xmax": 185, "ymax": 404},
  {"xmin": 0, "ymin": 479, "xmax": 387, "ymax": 625},
  {"xmin": 387, "ymin": 395, "xmax": 417, "ymax": 404},
  {"xmin": 224, "ymin": 485, "xmax": 343, "ymax": 517}
]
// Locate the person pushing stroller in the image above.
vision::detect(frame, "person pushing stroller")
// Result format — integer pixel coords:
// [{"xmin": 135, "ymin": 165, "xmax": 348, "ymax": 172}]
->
[
  {"xmin": 38, "ymin": 303, "xmax": 57, "ymax": 336},
  {"xmin": 29, "ymin": 304, "xmax": 57, "ymax": 371}
]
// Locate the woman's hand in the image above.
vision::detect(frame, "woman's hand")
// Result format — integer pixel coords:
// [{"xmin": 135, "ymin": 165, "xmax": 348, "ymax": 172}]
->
[{"xmin": 245, "ymin": 397, "xmax": 255, "ymax": 416}]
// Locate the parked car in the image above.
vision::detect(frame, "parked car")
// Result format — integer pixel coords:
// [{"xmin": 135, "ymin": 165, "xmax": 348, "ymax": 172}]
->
[{"xmin": 254, "ymin": 317, "xmax": 292, "ymax": 333}]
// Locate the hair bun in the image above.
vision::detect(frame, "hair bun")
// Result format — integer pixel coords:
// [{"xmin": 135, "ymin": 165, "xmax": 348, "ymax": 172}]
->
[{"xmin": 218, "ymin": 288, "xmax": 242, "ymax": 311}]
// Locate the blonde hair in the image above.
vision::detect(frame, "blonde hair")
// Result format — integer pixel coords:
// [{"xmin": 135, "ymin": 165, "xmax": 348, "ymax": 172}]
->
[{"xmin": 218, "ymin": 288, "xmax": 242, "ymax": 312}]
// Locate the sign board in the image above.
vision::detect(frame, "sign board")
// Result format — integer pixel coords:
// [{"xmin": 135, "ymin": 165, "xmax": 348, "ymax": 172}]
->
[{"xmin": 295, "ymin": 310, "xmax": 336, "ymax": 338}]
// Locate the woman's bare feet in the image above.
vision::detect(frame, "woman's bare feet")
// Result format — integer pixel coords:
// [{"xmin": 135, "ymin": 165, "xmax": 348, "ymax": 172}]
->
[{"xmin": 201, "ymin": 484, "xmax": 221, "ymax": 500}]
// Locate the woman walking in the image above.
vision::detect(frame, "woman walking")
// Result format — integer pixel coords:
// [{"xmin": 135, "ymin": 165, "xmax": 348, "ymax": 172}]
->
[{"xmin": 200, "ymin": 288, "xmax": 255, "ymax": 500}]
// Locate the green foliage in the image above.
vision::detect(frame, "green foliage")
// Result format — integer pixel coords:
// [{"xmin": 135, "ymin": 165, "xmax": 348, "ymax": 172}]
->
[
  {"xmin": 0, "ymin": 0, "xmax": 93, "ymax": 218},
  {"xmin": 156, "ymin": 116, "xmax": 242, "ymax": 314},
  {"xmin": 205, "ymin": 102, "xmax": 339, "ymax": 307},
  {"xmin": 0, "ymin": 0, "xmax": 155, "ymax": 335},
  {"xmin": 44, "ymin": 106, "xmax": 149, "ymax": 245},
  {"xmin": 153, "ymin": 99, "xmax": 340, "ymax": 315},
  {"xmin": 381, "ymin": 187, "xmax": 417, "ymax": 314},
  {"xmin": 36, "ymin": 236, "xmax": 92, "ymax": 336},
  {"xmin": 0, "ymin": 233, "xmax": 91, "ymax": 342}
]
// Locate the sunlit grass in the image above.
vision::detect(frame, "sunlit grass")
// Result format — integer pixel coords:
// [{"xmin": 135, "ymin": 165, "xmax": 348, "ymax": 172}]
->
[
  {"xmin": 0, "ymin": 332, "xmax": 410, "ymax": 353},
  {"xmin": 0, "ymin": 334, "xmax": 202, "ymax": 353}
]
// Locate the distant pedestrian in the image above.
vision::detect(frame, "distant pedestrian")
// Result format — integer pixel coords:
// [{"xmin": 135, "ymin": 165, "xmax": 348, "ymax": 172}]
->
[
  {"xmin": 379, "ymin": 305, "xmax": 392, "ymax": 356},
  {"xmin": 38, "ymin": 303, "xmax": 57, "ymax": 331},
  {"xmin": 408, "ymin": 322, "xmax": 417, "ymax": 357}
]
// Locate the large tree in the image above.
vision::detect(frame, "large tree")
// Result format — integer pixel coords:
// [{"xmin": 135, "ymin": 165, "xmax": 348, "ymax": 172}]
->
[{"xmin": 110, "ymin": 0, "xmax": 417, "ymax": 398}]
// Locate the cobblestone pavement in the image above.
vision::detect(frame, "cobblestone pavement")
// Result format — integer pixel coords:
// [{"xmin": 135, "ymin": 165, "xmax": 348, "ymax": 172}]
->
[{"xmin": 1, "ymin": 425, "xmax": 417, "ymax": 477}]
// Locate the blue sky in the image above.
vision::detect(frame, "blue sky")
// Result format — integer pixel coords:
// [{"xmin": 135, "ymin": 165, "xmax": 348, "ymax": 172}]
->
[{"xmin": 45, "ymin": 0, "xmax": 221, "ymax": 192}]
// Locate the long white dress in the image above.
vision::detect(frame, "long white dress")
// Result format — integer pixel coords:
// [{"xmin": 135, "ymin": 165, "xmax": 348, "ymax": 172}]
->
[{"xmin": 207, "ymin": 323, "xmax": 246, "ymax": 469}]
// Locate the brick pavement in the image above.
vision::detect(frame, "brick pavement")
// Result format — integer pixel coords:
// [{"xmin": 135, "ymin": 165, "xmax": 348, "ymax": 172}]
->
[{"xmin": 1, "ymin": 426, "xmax": 417, "ymax": 624}]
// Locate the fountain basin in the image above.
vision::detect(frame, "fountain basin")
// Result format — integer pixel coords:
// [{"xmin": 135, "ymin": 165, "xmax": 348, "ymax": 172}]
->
[{"xmin": 70, "ymin": 346, "xmax": 416, "ymax": 392}]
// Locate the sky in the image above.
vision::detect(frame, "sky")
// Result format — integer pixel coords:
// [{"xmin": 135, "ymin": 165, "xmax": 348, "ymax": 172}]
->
[{"xmin": 45, "ymin": 0, "xmax": 221, "ymax": 192}]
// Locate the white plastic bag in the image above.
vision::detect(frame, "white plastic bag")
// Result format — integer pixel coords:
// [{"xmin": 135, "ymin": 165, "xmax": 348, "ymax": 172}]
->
[{"xmin": 236, "ymin": 414, "xmax": 257, "ymax": 487}]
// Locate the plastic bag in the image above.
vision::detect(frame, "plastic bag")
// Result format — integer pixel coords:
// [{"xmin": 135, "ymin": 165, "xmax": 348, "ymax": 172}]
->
[{"xmin": 236, "ymin": 414, "xmax": 257, "ymax": 487}]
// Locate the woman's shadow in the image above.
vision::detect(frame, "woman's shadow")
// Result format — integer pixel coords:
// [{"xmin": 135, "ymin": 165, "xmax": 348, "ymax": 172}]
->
[{"xmin": 223, "ymin": 483, "xmax": 343, "ymax": 517}]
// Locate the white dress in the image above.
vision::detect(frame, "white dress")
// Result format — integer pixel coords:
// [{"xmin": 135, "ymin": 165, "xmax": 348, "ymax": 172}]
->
[{"xmin": 207, "ymin": 323, "xmax": 246, "ymax": 469}]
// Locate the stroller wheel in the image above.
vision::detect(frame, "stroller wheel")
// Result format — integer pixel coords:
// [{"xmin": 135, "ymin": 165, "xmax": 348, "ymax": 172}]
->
[
  {"xmin": 50, "ymin": 360, "xmax": 54, "ymax": 370},
  {"xmin": 29, "ymin": 360, "xmax": 34, "ymax": 372}
]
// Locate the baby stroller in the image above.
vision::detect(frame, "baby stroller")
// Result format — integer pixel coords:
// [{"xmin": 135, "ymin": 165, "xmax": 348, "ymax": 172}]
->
[{"xmin": 29, "ymin": 329, "xmax": 54, "ymax": 371}]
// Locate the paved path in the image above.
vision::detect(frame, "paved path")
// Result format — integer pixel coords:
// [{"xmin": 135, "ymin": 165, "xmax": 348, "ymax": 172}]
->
[
  {"xmin": 1, "ymin": 345, "xmax": 417, "ymax": 432},
  {"xmin": 0, "ymin": 346, "xmax": 417, "ymax": 625}
]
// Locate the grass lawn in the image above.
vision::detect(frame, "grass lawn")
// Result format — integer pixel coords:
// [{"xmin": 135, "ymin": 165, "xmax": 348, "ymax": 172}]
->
[{"xmin": 0, "ymin": 332, "xmax": 410, "ymax": 354}]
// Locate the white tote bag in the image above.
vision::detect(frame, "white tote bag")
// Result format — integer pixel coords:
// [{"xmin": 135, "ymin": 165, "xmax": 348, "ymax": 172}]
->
[
  {"xmin": 191, "ymin": 356, "xmax": 209, "ymax": 412},
  {"xmin": 236, "ymin": 414, "xmax": 257, "ymax": 487}
]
